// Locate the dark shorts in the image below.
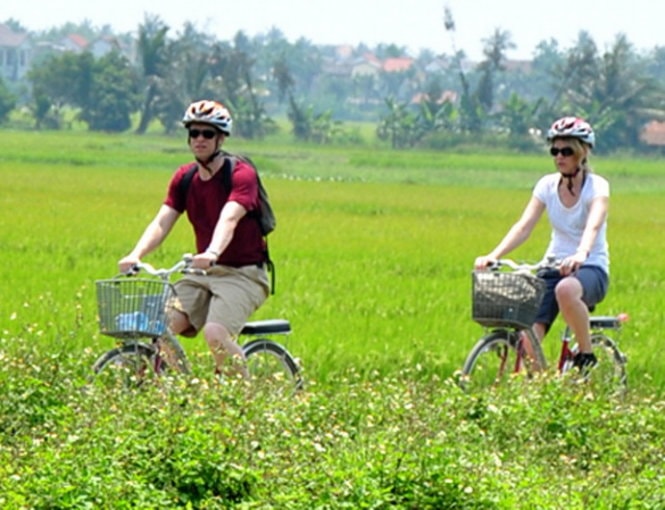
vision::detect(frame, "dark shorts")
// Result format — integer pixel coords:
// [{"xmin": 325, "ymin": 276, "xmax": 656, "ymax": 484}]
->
[{"xmin": 535, "ymin": 265, "xmax": 609, "ymax": 331}]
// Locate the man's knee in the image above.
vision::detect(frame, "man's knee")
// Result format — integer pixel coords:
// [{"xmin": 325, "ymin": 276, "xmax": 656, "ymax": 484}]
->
[
  {"xmin": 202, "ymin": 321, "xmax": 231, "ymax": 340},
  {"xmin": 169, "ymin": 309, "xmax": 196, "ymax": 337}
]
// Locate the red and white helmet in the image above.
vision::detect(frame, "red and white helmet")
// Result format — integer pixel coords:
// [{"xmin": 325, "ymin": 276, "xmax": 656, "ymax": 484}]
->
[
  {"xmin": 546, "ymin": 116, "xmax": 595, "ymax": 148},
  {"xmin": 182, "ymin": 100, "xmax": 233, "ymax": 135}
]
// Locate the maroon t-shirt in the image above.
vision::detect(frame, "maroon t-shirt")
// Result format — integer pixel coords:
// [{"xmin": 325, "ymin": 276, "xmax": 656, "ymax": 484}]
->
[{"xmin": 164, "ymin": 159, "xmax": 266, "ymax": 267}]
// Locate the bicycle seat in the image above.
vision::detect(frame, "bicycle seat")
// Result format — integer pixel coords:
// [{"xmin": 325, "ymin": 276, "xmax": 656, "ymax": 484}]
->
[{"xmin": 240, "ymin": 319, "xmax": 291, "ymax": 335}]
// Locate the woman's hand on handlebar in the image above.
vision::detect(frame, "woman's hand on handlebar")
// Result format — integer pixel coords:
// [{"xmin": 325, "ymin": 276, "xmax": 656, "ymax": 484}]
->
[
  {"xmin": 474, "ymin": 255, "xmax": 498, "ymax": 270},
  {"xmin": 559, "ymin": 251, "xmax": 587, "ymax": 276}
]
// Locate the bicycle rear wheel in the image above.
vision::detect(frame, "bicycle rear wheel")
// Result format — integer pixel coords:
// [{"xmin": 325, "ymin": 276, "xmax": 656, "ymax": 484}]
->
[
  {"xmin": 92, "ymin": 342, "xmax": 165, "ymax": 389},
  {"xmin": 569, "ymin": 333, "xmax": 627, "ymax": 390},
  {"xmin": 459, "ymin": 331, "xmax": 526, "ymax": 391},
  {"xmin": 243, "ymin": 338, "xmax": 302, "ymax": 395}
]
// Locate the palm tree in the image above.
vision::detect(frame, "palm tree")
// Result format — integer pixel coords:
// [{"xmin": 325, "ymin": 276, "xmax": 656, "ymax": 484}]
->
[
  {"xmin": 153, "ymin": 23, "xmax": 214, "ymax": 133},
  {"xmin": 476, "ymin": 28, "xmax": 515, "ymax": 114},
  {"xmin": 135, "ymin": 14, "xmax": 170, "ymax": 134},
  {"xmin": 553, "ymin": 33, "xmax": 665, "ymax": 151}
]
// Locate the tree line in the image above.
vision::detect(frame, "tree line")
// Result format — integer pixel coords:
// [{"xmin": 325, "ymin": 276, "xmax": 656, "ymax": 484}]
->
[{"xmin": 2, "ymin": 8, "xmax": 665, "ymax": 154}]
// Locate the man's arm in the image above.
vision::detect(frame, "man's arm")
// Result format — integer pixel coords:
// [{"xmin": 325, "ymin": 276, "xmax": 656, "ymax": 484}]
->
[{"xmin": 191, "ymin": 201, "xmax": 247, "ymax": 269}]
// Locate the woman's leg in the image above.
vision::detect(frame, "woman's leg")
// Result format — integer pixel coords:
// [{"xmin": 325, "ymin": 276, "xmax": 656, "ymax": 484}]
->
[{"xmin": 555, "ymin": 277, "xmax": 592, "ymax": 353}]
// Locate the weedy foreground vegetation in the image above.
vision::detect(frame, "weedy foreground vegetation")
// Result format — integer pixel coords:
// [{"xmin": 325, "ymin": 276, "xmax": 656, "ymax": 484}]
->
[{"xmin": 0, "ymin": 130, "xmax": 664, "ymax": 508}]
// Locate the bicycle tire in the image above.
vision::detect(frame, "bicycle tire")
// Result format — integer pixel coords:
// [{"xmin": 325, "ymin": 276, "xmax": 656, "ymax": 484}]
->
[
  {"xmin": 242, "ymin": 338, "xmax": 302, "ymax": 394},
  {"xmin": 567, "ymin": 333, "xmax": 627, "ymax": 390},
  {"xmin": 459, "ymin": 330, "xmax": 526, "ymax": 391},
  {"xmin": 92, "ymin": 342, "xmax": 166, "ymax": 389}
]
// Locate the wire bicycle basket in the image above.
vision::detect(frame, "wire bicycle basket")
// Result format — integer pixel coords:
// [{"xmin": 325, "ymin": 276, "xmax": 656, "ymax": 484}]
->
[
  {"xmin": 472, "ymin": 271, "xmax": 546, "ymax": 329},
  {"xmin": 96, "ymin": 277, "xmax": 175, "ymax": 339}
]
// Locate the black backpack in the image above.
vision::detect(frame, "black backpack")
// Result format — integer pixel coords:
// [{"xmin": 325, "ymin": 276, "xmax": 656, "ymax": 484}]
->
[{"xmin": 178, "ymin": 153, "xmax": 277, "ymax": 293}]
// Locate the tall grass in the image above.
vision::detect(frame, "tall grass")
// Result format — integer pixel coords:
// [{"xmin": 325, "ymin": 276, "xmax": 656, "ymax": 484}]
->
[{"xmin": 1, "ymin": 130, "xmax": 664, "ymax": 507}]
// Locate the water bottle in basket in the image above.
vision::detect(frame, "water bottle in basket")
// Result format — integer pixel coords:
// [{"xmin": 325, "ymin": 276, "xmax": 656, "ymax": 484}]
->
[{"xmin": 115, "ymin": 311, "xmax": 150, "ymax": 333}]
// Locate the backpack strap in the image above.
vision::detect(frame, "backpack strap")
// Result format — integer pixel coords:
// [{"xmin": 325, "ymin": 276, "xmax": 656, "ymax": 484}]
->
[
  {"xmin": 178, "ymin": 163, "xmax": 199, "ymax": 207},
  {"xmin": 221, "ymin": 156, "xmax": 233, "ymax": 190},
  {"xmin": 222, "ymin": 154, "xmax": 276, "ymax": 295}
]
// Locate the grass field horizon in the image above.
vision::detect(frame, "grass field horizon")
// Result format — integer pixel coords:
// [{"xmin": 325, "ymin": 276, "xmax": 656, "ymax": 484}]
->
[{"xmin": 1, "ymin": 130, "xmax": 664, "ymax": 507}]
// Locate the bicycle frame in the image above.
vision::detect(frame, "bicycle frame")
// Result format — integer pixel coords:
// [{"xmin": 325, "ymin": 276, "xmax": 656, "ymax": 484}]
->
[
  {"xmin": 556, "ymin": 325, "xmax": 575, "ymax": 372},
  {"xmin": 509, "ymin": 327, "xmax": 573, "ymax": 376}
]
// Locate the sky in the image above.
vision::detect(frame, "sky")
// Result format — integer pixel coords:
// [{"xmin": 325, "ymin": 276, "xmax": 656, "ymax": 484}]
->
[{"xmin": 5, "ymin": 0, "xmax": 664, "ymax": 61}]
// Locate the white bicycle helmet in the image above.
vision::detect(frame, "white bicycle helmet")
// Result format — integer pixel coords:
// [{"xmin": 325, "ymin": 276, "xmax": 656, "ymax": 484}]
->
[
  {"xmin": 182, "ymin": 100, "xmax": 233, "ymax": 136},
  {"xmin": 546, "ymin": 116, "xmax": 595, "ymax": 148}
]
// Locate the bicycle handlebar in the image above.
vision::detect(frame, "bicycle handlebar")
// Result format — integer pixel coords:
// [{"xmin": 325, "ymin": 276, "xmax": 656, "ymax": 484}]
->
[
  {"xmin": 124, "ymin": 254, "xmax": 205, "ymax": 279},
  {"xmin": 488, "ymin": 256, "xmax": 561, "ymax": 273}
]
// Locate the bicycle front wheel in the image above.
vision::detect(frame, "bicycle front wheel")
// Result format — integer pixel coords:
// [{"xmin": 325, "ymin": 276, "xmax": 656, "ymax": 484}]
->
[
  {"xmin": 243, "ymin": 338, "xmax": 302, "ymax": 395},
  {"xmin": 92, "ymin": 342, "xmax": 165, "ymax": 389},
  {"xmin": 460, "ymin": 330, "xmax": 525, "ymax": 391}
]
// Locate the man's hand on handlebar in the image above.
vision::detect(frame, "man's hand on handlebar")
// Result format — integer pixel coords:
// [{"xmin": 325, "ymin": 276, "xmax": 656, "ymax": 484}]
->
[
  {"xmin": 191, "ymin": 251, "xmax": 218, "ymax": 270},
  {"xmin": 118, "ymin": 255, "xmax": 141, "ymax": 274}
]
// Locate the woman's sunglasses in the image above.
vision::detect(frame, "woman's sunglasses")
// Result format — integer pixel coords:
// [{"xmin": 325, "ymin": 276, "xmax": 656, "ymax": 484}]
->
[
  {"xmin": 188, "ymin": 128, "xmax": 217, "ymax": 140},
  {"xmin": 550, "ymin": 147, "xmax": 575, "ymax": 157}
]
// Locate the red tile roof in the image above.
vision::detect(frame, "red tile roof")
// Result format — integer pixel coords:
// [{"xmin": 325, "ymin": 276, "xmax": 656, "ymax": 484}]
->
[
  {"xmin": 641, "ymin": 121, "xmax": 665, "ymax": 146},
  {"xmin": 0, "ymin": 24, "xmax": 28, "ymax": 47},
  {"xmin": 65, "ymin": 33, "xmax": 89, "ymax": 49},
  {"xmin": 382, "ymin": 57, "xmax": 413, "ymax": 73}
]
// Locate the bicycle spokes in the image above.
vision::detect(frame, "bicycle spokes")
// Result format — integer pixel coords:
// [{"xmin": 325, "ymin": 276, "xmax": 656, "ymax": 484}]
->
[
  {"xmin": 92, "ymin": 344, "xmax": 165, "ymax": 389},
  {"xmin": 461, "ymin": 333, "xmax": 527, "ymax": 391},
  {"xmin": 588, "ymin": 335, "xmax": 627, "ymax": 390},
  {"xmin": 244, "ymin": 339, "xmax": 302, "ymax": 396}
]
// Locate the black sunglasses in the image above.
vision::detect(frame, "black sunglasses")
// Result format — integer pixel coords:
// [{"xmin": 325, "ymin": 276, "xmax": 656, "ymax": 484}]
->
[
  {"xmin": 188, "ymin": 128, "xmax": 217, "ymax": 140},
  {"xmin": 550, "ymin": 147, "xmax": 575, "ymax": 157}
]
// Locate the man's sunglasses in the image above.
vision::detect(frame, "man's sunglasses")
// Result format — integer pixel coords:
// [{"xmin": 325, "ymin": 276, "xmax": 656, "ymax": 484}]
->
[
  {"xmin": 549, "ymin": 147, "xmax": 575, "ymax": 157},
  {"xmin": 188, "ymin": 128, "xmax": 217, "ymax": 140}
]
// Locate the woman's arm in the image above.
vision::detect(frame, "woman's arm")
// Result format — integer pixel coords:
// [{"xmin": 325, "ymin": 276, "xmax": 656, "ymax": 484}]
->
[
  {"xmin": 560, "ymin": 195, "xmax": 608, "ymax": 275},
  {"xmin": 577, "ymin": 196, "xmax": 608, "ymax": 256}
]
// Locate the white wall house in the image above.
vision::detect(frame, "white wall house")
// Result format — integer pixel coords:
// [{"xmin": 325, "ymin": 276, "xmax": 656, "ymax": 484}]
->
[{"xmin": 0, "ymin": 24, "xmax": 31, "ymax": 82}]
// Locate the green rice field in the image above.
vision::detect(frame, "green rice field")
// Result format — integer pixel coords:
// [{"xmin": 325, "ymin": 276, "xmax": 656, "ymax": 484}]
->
[{"xmin": 0, "ymin": 130, "xmax": 663, "ymax": 508}]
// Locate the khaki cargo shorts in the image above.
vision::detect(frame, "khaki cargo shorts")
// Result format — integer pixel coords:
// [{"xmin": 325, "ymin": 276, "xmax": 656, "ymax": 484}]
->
[{"xmin": 171, "ymin": 264, "xmax": 269, "ymax": 336}]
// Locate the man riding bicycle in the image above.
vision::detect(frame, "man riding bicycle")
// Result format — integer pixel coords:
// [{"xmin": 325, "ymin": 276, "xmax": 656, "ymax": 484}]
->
[{"xmin": 118, "ymin": 100, "xmax": 270, "ymax": 378}]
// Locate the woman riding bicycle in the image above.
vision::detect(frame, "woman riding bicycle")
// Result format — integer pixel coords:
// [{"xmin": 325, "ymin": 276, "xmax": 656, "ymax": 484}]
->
[{"xmin": 474, "ymin": 116, "xmax": 610, "ymax": 372}]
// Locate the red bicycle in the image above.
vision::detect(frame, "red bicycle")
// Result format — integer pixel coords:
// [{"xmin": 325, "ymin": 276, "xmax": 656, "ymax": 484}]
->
[{"xmin": 459, "ymin": 258, "xmax": 628, "ymax": 392}]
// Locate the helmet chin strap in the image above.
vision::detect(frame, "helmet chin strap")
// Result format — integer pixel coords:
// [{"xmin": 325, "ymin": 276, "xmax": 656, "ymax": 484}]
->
[
  {"xmin": 195, "ymin": 150, "xmax": 221, "ymax": 173},
  {"xmin": 559, "ymin": 167, "xmax": 582, "ymax": 195}
]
